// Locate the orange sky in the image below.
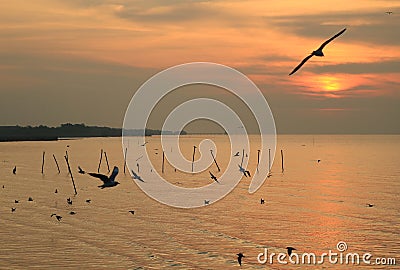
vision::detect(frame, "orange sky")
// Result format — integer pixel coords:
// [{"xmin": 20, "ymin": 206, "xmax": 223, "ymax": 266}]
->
[{"xmin": 0, "ymin": 0, "xmax": 399, "ymax": 132}]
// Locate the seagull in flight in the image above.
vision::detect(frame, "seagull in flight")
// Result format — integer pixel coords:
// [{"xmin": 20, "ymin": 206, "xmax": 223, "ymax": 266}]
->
[
  {"xmin": 209, "ymin": 171, "xmax": 219, "ymax": 183},
  {"xmin": 78, "ymin": 166, "xmax": 85, "ymax": 174},
  {"xmin": 237, "ymin": 253, "xmax": 245, "ymax": 266},
  {"xmin": 289, "ymin": 28, "xmax": 346, "ymax": 75},
  {"xmin": 87, "ymin": 166, "xmax": 120, "ymax": 189},
  {"xmin": 51, "ymin": 214, "xmax": 62, "ymax": 221},
  {"xmin": 238, "ymin": 164, "xmax": 251, "ymax": 177},
  {"xmin": 386, "ymin": 11, "xmax": 393, "ymax": 15},
  {"xmin": 131, "ymin": 170, "xmax": 144, "ymax": 182},
  {"xmin": 286, "ymin": 247, "xmax": 296, "ymax": 256}
]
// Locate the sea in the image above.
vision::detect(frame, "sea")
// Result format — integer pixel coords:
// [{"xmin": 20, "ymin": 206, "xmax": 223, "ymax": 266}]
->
[{"xmin": 0, "ymin": 135, "xmax": 399, "ymax": 269}]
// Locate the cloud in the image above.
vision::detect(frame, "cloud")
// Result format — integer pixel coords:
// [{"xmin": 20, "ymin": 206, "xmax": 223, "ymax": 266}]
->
[
  {"xmin": 308, "ymin": 60, "xmax": 400, "ymax": 74},
  {"xmin": 265, "ymin": 9, "xmax": 400, "ymax": 46}
]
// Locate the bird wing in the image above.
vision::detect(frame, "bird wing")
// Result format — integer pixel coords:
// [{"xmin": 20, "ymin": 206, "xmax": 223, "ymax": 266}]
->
[
  {"xmin": 78, "ymin": 166, "xmax": 85, "ymax": 173},
  {"xmin": 317, "ymin": 28, "xmax": 346, "ymax": 51},
  {"xmin": 289, "ymin": 54, "xmax": 313, "ymax": 75},
  {"xmin": 88, "ymin": 172, "xmax": 109, "ymax": 183},
  {"xmin": 108, "ymin": 166, "xmax": 119, "ymax": 182},
  {"xmin": 131, "ymin": 170, "xmax": 144, "ymax": 182}
]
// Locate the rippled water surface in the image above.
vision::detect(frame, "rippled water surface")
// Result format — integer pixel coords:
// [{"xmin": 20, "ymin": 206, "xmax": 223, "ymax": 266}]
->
[{"xmin": 0, "ymin": 135, "xmax": 399, "ymax": 269}]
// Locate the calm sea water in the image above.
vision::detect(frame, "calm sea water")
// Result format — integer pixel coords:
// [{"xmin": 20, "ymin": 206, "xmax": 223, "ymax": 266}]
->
[{"xmin": 0, "ymin": 135, "xmax": 399, "ymax": 269}]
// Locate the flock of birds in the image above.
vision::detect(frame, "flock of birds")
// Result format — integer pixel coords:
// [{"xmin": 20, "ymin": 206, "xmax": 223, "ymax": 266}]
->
[{"xmin": 4, "ymin": 140, "xmax": 378, "ymax": 267}]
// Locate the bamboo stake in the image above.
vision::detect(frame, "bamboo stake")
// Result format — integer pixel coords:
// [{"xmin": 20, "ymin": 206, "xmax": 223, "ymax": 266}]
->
[
  {"xmin": 268, "ymin": 149, "xmax": 271, "ymax": 172},
  {"xmin": 162, "ymin": 151, "xmax": 165, "ymax": 174},
  {"xmin": 210, "ymin": 150, "xmax": 220, "ymax": 172},
  {"xmin": 41, "ymin": 151, "xmax": 45, "ymax": 174},
  {"xmin": 240, "ymin": 149, "xmax": 245, "ymax": 167},
  {"xmin": 104, "ymin": 151, "xmax": 110, "ymax": 173},
  {"xmin": 257, "ymin": 149, "xmax": 260, "ymax": 172},
  {"xmin": 64, "ymin": 155, "xmax": 77, "ymax": 195},
  {"xmin": 97, "ymin": 149, "xmax": 103, "ymax": 173},
  {"xmin": 191, "ymin": 146, "xmax": 196, "ymax": 173},
  {"xmin": 53, "ymin": 154, "xmax": 60, "ymax": 174},
  {"xmin": 281, "ymin": 149, "xmax": 284, "ymax": 172},
  {"xmin": 124, "ymin": 147, "xmax": 127, "ymax": 174}
]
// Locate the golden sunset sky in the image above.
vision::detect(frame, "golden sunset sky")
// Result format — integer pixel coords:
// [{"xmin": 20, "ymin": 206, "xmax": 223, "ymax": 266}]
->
[{"xmin": 1, "ymin": 0, "xmax": 399, "ymax": 133}]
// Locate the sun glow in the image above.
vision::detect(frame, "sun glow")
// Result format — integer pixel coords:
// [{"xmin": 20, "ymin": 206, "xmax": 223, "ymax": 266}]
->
[{"xmin": 318, "ymin": 76, "xmax": 342, "ymax": 92}]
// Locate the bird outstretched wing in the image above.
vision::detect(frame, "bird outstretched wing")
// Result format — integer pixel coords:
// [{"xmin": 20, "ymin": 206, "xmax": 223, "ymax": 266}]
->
[
  {"xmin": 289, "ymin": 54, "xmax": 313, "ymax": 75},
  {"xmin": 209, "ymin": 171, "xmax": 219, "ymax": 183},
  {"xmin": 131, "ymin": 170, "xmax": 144, "ymax": 182},
  {"xmin": 88, "ymin": 173, "xmax": 109, "ymax": 183},
  {"xmin": 317, "ymin": 28, "xmax": 346, "ymax": 51},
  {"xmin": 108, "ymin": 166, "xmax": 119, "ymax": 182}
]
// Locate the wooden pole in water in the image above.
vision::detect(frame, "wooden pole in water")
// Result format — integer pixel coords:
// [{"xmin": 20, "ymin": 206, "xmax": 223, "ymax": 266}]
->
[
  {"xmin": 162, "ymin": 151, "xmax": 165, "ymax": 173},
  {"xmin": 123, "ymin": 147, "xmax": 127, "ymax": 174},
  {"xmin": 268, "ymin": 149, "xmax": 271, "ymax": 172},
  {"xmin": 281, "ymin": 149, "xmax": 284, "ymax": 172},
  {"xmin": 241, "ymin": 149, "xmax": 245, "ymax": 167},
  {"xmin": 64, "ymin": 155, "xmax": 77, "ymax": 195},
  {"xmin": 53, "ymin": 154, "xmax": 60, "ymax": 174},
  {"xmin": 97, "ymin": 149, "xmax": 103, "ymax": 173},
  {"xmin": 137, "ymin": 163, "xmax": 140, "ymax": 173},
  {"xmin": 210, "ymin": 150, "xmax": 220, "ymax": 172},
  {"xmin": 257, "ymin": 150, "xmax": 260, "ymax": 172},
  {"xmin": 104, "ymin": 151, "xmax": 110, "ymax": 173},
  {"xmin": 41, "ymin": 151, "xmax": 45, "ymax": 174},
  {"xmin": 191, "ymin": 146, "xmax": 196, "ymax": 172}
]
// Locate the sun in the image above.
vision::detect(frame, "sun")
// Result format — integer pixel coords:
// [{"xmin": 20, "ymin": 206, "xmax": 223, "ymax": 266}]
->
[{"xmin": 318, "ymin": 76, "xmax": 342, "ymax": 92}]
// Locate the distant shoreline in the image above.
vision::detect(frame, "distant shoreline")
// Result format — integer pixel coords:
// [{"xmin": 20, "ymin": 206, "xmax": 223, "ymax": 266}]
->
[{"xmin": 0, "ymin": 123, "xmax": 186, "ymax": 142}]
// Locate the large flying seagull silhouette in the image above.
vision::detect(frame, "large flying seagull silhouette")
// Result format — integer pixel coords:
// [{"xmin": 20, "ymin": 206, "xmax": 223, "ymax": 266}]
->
[{"xmin": 289, "ymin": 28, "xmax": 346, "ymax": 76}]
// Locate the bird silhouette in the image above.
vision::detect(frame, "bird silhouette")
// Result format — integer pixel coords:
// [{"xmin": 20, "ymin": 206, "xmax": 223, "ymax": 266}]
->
[
  {"xmin": 67, "ymin": 198, "xmax": 72, "ymax": 205},
  {"xmin": 234, "ymin": 152, "xmax": 240, "ymax": 157},
  {"xmin": 87, "ymin": 166, "xmax": 120, "ymax": 189},
  {"xmin": 238, "ymin": 165, "xmax": 251, "ymax": 177},
  {"xmin": 289, "ymin": 28, "xmax": 346, "ymax": 75},
  {"xmin": 11, "ymin": 207, "xmax": 16, "ymax": 212},
  {"xmin": 28, "ymin": 197, "xmax": 33, "ymax": 202},
  {"xmin": 12, "ymin": 166, "xmax": 16, "ymax": 174},
  {"xmin": 128, "ymin": 210, "xmax": 135, "ymax": 215},
  {"xmin": 366, "ymin": 203, "xmax": 374, "ymax": 207},
  {"xmin": 131, "ymin": 170, "xmax": 144, "ymax": 182},
  {"xmin": 14, "ymin": 200, "xmax": 19, "ymax": 204},
  {"xmin": 69, "ymin": 211, "xmax": 76, "ymax": 215},
  {"xmin": 78, "ymin": 166, "xmax": 85, "ymax": 174},
  {"xmin": 85, "ymin": 199, "xmax": 91, "ymax": 203},
  {"xmin": 260, "ymin": 198, "xmax": 265, "ymax": 204},
  {"xmin": 237, "ymin": 253, "xmax": 245, "ymax": 266},
  {"xmin": 51, "ymin": 214, "xmax": 62, "ymax": 221},
  {"xmin": 286, "ymin": 247, "xmax": 296, "ymax": 256},
  {"xmin": 209, "ymin": 171, "xmax": 220, "ymax": 183},
  {"xmin": 204, "ymin": 200, "xmax": 210, "ymax": 205},
  {"xmin": 386, "ymin": 11, "xmax": 393, "ymax": 15}
]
